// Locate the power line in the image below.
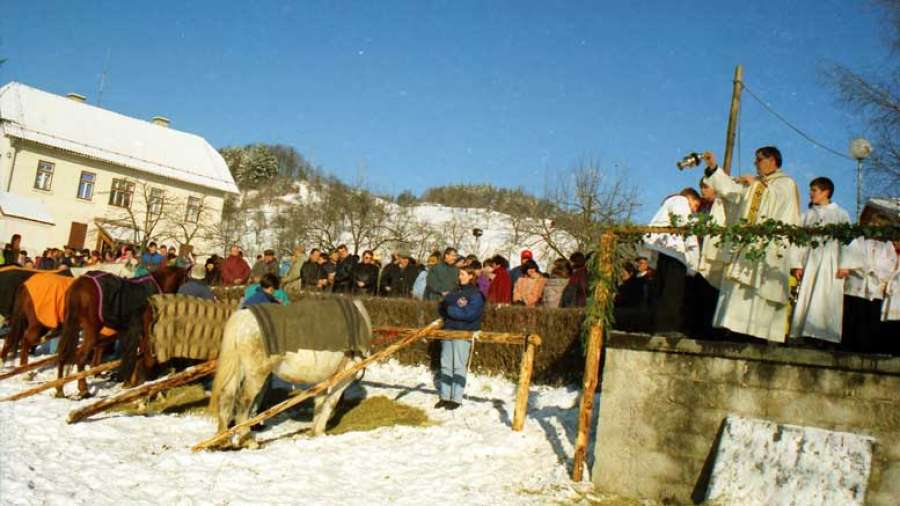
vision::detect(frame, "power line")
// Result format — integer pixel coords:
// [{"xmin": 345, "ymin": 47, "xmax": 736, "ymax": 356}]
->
[{"xmin": 742, "ymin": 83, "xmax": 854, "ymax": 161}]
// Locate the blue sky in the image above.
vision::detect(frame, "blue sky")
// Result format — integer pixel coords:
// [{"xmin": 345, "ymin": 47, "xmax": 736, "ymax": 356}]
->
[{"xmin": 0, "ymin": 1, "xmax": 893, "ymax": 220}]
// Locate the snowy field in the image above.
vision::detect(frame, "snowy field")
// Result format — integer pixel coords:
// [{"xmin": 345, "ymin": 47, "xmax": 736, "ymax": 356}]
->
[{"xmin": 0, "ymin": 360, "xmax": 603, "ymax": 505}]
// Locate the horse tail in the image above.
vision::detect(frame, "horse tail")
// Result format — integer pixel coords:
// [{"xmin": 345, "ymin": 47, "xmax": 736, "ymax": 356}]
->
[
  {"xmin": 116, "ymin": 310, "xmax": 145, "ymax": 382},
  {"xmin": 5, "ymin": 287, "xmax": 29, "ymax": 360},
  {"xmin": 208, "ymin": 311, "xmax": 247, "ymax": 416},
  {"xmin": 57, "ymin": 284, "xmax": 84, "ymax": 367}
]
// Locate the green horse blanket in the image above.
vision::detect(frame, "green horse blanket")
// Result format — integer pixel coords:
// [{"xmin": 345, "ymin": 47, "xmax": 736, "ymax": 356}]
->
[{"xmin": 248, "ymin": 299, "xmax": 371, "ymax": 356}]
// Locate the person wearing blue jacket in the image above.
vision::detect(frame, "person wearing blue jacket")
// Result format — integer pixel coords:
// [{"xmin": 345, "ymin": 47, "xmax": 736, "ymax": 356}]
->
[{"xmin": 436, "ymin": 263, "xmax": 485, "ymax": 410}]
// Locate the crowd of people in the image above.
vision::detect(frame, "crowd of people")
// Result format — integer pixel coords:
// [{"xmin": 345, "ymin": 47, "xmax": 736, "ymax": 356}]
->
[
  {"xmin": 621, "ymin": 147, "xmax": 899, "ymax": 355},
  {"xmin": 0, "ymin": 236, "xmax": 194, "ymax": 275},
  {"xmin": 205, "ymin": 243, "xmax": 591, "ymax": 311}
]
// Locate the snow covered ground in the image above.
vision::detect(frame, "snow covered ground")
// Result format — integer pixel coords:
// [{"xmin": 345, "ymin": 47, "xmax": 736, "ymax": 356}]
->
[{"xmin": 0, "ymin": 360, "xmax": 600, "ymax": 505}]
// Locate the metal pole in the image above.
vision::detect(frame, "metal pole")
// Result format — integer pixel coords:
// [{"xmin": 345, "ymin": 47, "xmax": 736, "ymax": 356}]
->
[{"xmin": 856, "ymin": 158, "xmax": 863, "ymax": 219}]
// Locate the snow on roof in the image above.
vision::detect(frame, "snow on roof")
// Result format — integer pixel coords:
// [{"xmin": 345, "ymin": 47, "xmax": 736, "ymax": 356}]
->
[
  {"xmin": 0, "ymin": 82, "xmax": 238, "ymax": 194},
  {"xmin": 0, "ymin": 190, "xmax": 55, "ymax": 224}
]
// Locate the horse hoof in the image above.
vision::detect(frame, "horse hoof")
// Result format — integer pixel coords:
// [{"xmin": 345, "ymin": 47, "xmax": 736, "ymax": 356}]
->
[
  {"xmin": 53, "ymin": 390, "xmax": 66, "ymax": 399},
  {"xmin": 76, "ymin": 391, "xmax": 94, "ymax": 400}
]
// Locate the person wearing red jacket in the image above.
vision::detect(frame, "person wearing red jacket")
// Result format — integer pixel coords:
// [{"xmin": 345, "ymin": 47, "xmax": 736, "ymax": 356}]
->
[
  {"xmin": 221, "ymin": 245, "xmax": 251, "ymax": 285},
  {"xmin": 486, "ymin": 254, "xmax": 512, "ymax": 304}
]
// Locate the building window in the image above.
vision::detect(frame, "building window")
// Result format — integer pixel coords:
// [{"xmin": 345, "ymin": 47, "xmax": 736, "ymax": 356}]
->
[
  {"xmin": 185, "ymin": 196, "xmax": 202, "ymax": 223},
  {"xmin": 109, "ymin": 178, "xmax": 135, "ymax": 208},
  {"xmin": 148, "ymin": 187, "xmax": 164, "ymax": 215},
  {"xmin": 33, "ymin": 160, "xmax": 54, "ymax": 191},
  {"xmin": 76, "ymin": 171, "xmax": 96, "ymax": 200}
]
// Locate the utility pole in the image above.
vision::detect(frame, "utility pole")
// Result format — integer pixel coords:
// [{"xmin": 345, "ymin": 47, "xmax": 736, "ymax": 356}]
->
[{"xmin": 722, "ymin": 65, "xmax": 743, "ymax": 176}]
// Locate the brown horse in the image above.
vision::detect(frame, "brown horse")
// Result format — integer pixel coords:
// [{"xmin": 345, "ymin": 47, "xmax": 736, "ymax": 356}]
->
[
  {"xmin": 55, "ymin": 266, "xmax": 187, "ymax": 397},
  {"xmin": 0, "ymin": 269, "xmax": 74, "ymax": 365}
]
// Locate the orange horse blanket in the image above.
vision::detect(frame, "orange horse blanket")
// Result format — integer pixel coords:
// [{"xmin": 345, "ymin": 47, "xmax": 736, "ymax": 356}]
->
[{"xmin": 23, "ymin": 273, "xmax": 116, "ymax": 335}]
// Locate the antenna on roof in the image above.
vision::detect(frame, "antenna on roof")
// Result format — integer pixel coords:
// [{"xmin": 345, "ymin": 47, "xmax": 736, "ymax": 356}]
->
[{"xmin": 96, "ymin": 48, "xmax": 111, "ymax": 107}]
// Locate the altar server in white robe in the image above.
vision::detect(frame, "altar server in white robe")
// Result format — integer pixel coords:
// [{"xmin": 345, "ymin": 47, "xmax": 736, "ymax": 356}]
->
[
  {"xmin": 701, "ymin": 147, "xmax": 802, "ymax": 343},
  {"xmin": 693, "ymin": 179, "xmax": 732, "ymax": 336},
  {"xmin": 789, "ymin": 177, "xmax": 852, "ymax": 343},
  {"xmin": 880, "ymin": 241, "xmax": 900, "ymax": 355},
  {"xmin": 841, "ymin": 224, "xmax": 896, "ymax": 352},
  {"xmin": 644, "ymin": 188, "xmax": 701, "ymax": 333}
]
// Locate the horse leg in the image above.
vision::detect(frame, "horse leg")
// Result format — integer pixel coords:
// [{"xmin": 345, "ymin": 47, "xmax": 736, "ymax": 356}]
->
[
  {"xmin": 17, "ymin": 322, "xmax": 45, "ymax": 368},
  {"xmin": 73, "ymin": 325, "xmax": 100, "ymax": 398},
  {"xmin": 232, "ymin": 367, "xmax": 270, "ymax": 449},
  {"xmin": 130, "ymin": 309, "xmax": 156, "ymax": 387},
  {"xmin": 310, "ymin": 356, "xmax": 361, "ymax": 436}
]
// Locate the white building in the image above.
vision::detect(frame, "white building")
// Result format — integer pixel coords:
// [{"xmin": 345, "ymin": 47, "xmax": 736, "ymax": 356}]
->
[{"xmin": 0, "ymin": 81, "xmax": 239, "ymax": 258}]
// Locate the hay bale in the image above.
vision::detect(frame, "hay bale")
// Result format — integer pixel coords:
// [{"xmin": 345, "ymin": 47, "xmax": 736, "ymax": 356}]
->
[{"xmin": 149, "ymin": 295, "xmax": 239, "ymax": 362}]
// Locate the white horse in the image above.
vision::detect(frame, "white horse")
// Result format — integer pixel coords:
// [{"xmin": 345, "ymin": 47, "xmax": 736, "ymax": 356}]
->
[{"xmin": 209, "ymin": 300, "xmax": 371, "ymax": 449}]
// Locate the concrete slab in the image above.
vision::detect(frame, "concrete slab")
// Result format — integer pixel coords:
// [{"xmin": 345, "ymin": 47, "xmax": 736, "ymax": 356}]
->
[{"xmin": 706, "ymin": 416, "xmax": 875, "ymax": 505}]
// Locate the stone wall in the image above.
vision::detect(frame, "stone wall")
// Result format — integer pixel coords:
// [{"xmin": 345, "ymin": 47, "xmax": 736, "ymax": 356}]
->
[{"xmin": 591, "ymin": 332, "xmax": 900, "ymax": 505}]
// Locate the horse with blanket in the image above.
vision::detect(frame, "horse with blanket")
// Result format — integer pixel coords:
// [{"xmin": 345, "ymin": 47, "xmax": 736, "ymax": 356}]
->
[
  {"xmin": 210, "ymin": 298, "xmax": 372, "ymax": 449},
  {"xmin": 0, "ymin": 266, "xmax": 72, "ymax": 363},
  {"xmin": 56, "ymin": 266, "xmax": 187, "ymax": 398},
  {"xmin": 0, "ymin": 266, "xmax": 70, "ymax": 324}
]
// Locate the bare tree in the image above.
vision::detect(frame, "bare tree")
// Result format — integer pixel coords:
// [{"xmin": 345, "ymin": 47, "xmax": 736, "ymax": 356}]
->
[
  {"xmin": 525, "ymin": 161, "xmax": 639, "ymax": 254},
  {"xmin": 161, "ymin": 194, "xmax": 222, "ymax": 254},
  {"xmin": 823, "ymin": 0, "xmax": 900, "ymax": 195},
  {"xmin": 101, "ymin": 178, "xmax": 180, "ymax": 250}
]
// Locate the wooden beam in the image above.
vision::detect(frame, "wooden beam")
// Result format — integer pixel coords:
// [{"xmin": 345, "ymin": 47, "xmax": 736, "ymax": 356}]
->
[
  {"xmin": 1, "ymin": 360, "xmax": 121, "ymax": 402},
  {"xmin": 67, "ymin": 360, "xmax": 217, "ymax": 424},
  {"xmin": 192, "ymin": 319, "xmax": 444, "ymax": 452},
  {"xmin": 722, "ymin": 64, "xmax": 744, "ymax": 176},
  {"xmin": 512, "ymin": 334, "xmax": 541, "ymax": 431},
  {"xmin": 372, "ymin": 327, "xmax": 528, "ymax": 346},
  {"xmin": 572, "ymin": 231, "xmax": 617, "ymax": 481},
  {"xmin": 0, "ymin": 354, "xmax": 57, "ymax": 382}
]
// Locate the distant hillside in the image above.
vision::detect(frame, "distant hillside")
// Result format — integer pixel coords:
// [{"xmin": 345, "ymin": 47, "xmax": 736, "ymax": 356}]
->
[{"xmin": 419, "ymin": 184, "xmax": 555, "ymax": 216}]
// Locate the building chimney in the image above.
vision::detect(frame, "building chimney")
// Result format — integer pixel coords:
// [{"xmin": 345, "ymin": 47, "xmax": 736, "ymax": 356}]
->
[
  {"xmin": 66, "ymin": 93, "xmax": 86, "ymax": 103},
  {"xmin": 151, "ymin": 116, "xmax": 171, "ymax": 128}
]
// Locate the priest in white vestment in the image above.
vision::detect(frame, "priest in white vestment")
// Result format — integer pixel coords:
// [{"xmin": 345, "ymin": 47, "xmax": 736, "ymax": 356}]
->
[
  {"xmin": 789, "ymin": 177, "xmax": 852, "ymax": 343},
  {"xmin": 701, "ymin": 147, "xmax": 802, "ymax": 343}
]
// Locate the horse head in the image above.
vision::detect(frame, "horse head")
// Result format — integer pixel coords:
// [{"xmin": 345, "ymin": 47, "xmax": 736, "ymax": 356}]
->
[{"xmin": 152, "ymin": 265, "xmax": 188, "ymax": 294}]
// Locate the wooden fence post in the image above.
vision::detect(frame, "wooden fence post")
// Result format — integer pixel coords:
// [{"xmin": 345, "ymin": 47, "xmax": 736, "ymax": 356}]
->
[
  {"xmin": 512, "ymin": 334, "xmax": 541, "ymax": 431},
  {"xmin": 571, "ymin": 230, "xmax": 617, "ymax": 481}
]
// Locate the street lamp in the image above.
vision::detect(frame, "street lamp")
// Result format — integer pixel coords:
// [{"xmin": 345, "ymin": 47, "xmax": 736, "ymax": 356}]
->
[{"xmin": 849, "ymin": 137, "xmax": 872, "ymax": 218}]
